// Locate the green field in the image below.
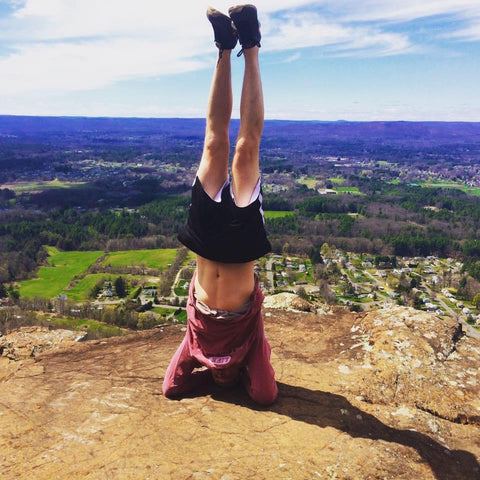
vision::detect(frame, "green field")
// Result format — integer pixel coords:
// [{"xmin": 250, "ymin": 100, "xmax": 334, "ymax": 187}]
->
[
  {"xmin": 416, "ymin": 181, "xmax": 480, "ymax": 197},
  {"xmin": 66, "ymin": 273, "xmax": 145, "ymax": 302},
  {"xmin": 462, "ymin": 187, "xmax": 480, "ymax": 196},
  {"xmin": 328, "ymin": 177, "xmax": 345, "ymax": 184},
  {"xmin": 333, "ymin": 186, "xmax": 362, "ymax": 194},
  {"xmin": 296, "ymin": 177, "xmax": 318, "ymax": 189},
  {"xmin": 174, "ymin": 310, "xmax": 188, "ymax": 323},
  {"xmin": 18, "ymin": 247, "xmax": 185, "ymax": 300},
  {"xmin": 152, "ymin": 307, "xmax": 187, "ymax": 323},
  {"xmin": 152, "ymin": 306, "xmax": 178, "ymax": 317},
  {"xmin": 1, "ymin": 179, "xmax": 87, "ymax": 193},
  {"xmin": 264, "ymin": 210, "xmax": 294, "ymax": 219},
  {"xmin": 102, "ymin": 249, "xmax": 177, "ymax": 269},
  {"xmin": 422, "ymin": 181, "xmax": 465, "ymax": 188},
  {"xmin": 19, "ymin": 247, "xmax": 103, "ymax": 298},
  {"xmin": 174, "ymin": 279, "xmax": 190, "ymax": 296},
  {"xmin": 38, "ymin": 315, "xmax": 126, "ymax": 339}
]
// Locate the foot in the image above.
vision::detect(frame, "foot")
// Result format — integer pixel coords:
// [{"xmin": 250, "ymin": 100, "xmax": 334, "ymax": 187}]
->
[
  {"xmin": 207, "ymin": 7, "xmax": 238, "ymax": 57},
  {"xmin": 228, "ymin": 4, "xmax": 261, "ymax": 56}
]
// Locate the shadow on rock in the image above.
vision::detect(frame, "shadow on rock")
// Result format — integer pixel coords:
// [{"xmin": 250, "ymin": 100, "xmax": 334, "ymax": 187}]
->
[{"xmin": 210, "ymin": 382, "xmax": 480, "ymax": 480}]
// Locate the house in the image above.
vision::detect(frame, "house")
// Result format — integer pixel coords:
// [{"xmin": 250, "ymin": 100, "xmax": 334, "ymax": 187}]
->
[{"xmin": 142, "ymin": 288, "xmax": 156, "ymax": 296}]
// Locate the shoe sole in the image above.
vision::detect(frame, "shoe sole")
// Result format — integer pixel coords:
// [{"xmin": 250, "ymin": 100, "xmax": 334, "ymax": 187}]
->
[
  {"xmin": 228, "ymin": 4, "xmax": 260, "ymax": 52},
  {"xmin": 207, "ymin": 7, "xmax": 237, "ymax": 51}
]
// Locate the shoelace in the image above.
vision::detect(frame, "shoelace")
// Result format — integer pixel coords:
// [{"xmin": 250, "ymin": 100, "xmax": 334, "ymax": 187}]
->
[
  {"xmin": 236, "ymin": 41, "xmax": 261, "ymax": 57},
  {"xmin": 235, "ymin": 21, "xmax": 261, "ymax": 57}
]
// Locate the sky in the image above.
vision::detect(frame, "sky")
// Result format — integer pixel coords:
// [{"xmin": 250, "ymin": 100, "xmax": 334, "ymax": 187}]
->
[{"xmin": 0, "ymin": 0, "xmax": 479, "ymax": 121}]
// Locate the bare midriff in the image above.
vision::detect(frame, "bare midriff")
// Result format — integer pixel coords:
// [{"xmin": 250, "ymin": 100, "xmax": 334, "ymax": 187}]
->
[{"xmin": 195, "ymin": 255, "xmax": 255, "ymax": 311}]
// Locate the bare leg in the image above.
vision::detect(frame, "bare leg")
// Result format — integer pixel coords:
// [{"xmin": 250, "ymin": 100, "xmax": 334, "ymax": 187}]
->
[
  {"xmin": 196, "ymin": 51, "xmax": 232, "ymax": 199},
  {"xmin": 232, "ymin": 46, "xmax": 263, "ymax": 207}
]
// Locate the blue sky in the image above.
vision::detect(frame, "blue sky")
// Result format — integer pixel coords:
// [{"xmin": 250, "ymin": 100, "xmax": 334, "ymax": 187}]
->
[{"xmin": 0, "ymin": 0, "xmax": 479, "ymax": 120}]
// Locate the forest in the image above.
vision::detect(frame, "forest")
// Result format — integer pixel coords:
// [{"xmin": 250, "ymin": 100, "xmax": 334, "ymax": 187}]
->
[{"xmin": 1, "ymin": 115, "xmax": 480, "ymax": 286}]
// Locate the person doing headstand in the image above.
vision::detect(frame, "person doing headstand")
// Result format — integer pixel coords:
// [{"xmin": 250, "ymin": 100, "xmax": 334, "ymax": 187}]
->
[{"xmin": 162, "ymin": 4, "xmax": 278, "ymax": 406}]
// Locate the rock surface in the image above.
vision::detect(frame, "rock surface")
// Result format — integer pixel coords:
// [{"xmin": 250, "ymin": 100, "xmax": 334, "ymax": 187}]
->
[
  {"xmin": 1, "ymin": 307, "xmax": 479, "ymax": 479},
  {"xmin": 0, "ymin": 326, "xmax": 84, "ymax": 361},
  {"xmin": 263, "ymin": 292, "xmax": 312, "ymax": 312}
]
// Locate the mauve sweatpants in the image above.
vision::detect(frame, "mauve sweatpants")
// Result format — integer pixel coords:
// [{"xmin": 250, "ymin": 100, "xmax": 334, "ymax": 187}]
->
[{"xmin": 162, "ymin": 276, "xmax": 277, "ymax": 406}]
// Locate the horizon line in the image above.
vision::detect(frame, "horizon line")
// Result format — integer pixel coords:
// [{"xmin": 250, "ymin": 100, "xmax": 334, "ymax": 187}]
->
[{"xmin": 1, "ymin": 114, "xmax": 479, "ymax": 124}]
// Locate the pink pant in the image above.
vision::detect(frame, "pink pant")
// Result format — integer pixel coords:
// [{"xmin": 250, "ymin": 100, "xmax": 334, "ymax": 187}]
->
[{"xmin": 162, "ymin": 276, "xmax": 277, "ymax": 406}]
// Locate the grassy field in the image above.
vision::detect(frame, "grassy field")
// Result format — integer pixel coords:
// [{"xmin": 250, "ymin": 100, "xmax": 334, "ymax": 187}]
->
[
  {"xmin": 152, "ymin": 306, "xmax": 178, "ymax": 316},
  {"xmin": 37, "ymin": 314, "xmax": 126, "ymax": 339},
  {"xmin": 328, "ymin": 177, "xmax": 345, "ymax": 184},
  {"xmin": 19, "ymin": 247, "xmax": 103, "ymax": 299},
  {"xmin": 151, "ymin": 307, "xmax": 187, "ymax": 323},
  {"xmin": 333, "ymin": 186, "xmax": 362, "ymax": 194},
  {"xmin": 19, "ymin": 247, "xmax": 185, "ymax": 300},
  {"xmin": 462, "ymin": 187, "xmax": 480, "ymax": 196},
  {"xmin": 264, "ymin": 210, "xmax": 294, "ymax": 219},
  {"xmin": 184, "ymin": 250, "xmax": 196, "ymax": 265},
  {"xmin": 102, "ymin": 249, "xmax": 177, "ymax": 269},
  {"xmin": 174, "ymin": 279, "xmax": 190, "ymax": 296},
  {"xmin": 296, "ymin": 176, "xmax": 319, "ymax": 189},
  {"xmin": 174, "ymin": 310, "xmax": 188, "ymax": 323},
  {"xmin": 422, "ymin": 181, "xmax": 465, "ymax": 188},
  {"xmin": 416, "ymin": 181, "xmax": 480, "ymax": 197},
  {"xmin": 1, "ymin": 179, "xmax": 87, "ymax": 193},
  {"xmin": 66, "ymin": 273, "xmax": 145, "ymax": 302}
]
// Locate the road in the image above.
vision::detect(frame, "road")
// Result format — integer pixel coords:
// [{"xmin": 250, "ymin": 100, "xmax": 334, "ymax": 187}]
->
[
  {"xmin": 265, "ymin": 257, "xmax": 275, "ymax": 292},
  {"xmin": 423, "ymin": 283, "xmax": 480, "ymax": 339},
  {"xmin": 340, "ymin": 269, "xmax": 480, "ymax": 338},
  {"xmin": 172, "ymin": 267, "xmax": 186, "ymax": 297}
]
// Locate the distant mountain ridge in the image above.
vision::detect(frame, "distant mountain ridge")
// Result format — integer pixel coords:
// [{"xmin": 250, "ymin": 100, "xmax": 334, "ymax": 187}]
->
[{"xmin": 1, "ymin": 115, "xmax": 480, "ymax": 146}]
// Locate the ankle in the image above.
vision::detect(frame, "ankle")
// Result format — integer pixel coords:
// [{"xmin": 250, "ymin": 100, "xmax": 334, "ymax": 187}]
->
[
  {"xmin": 242, "ymin": 46, "xmax": 259, "ymax": 59},
  {"xmin": 218, "ymin": 49, "xmax": 232, "ymax": 58}
]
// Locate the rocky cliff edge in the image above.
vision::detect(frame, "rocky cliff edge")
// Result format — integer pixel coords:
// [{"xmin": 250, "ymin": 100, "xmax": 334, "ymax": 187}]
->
[{"xmin": 1, "ymin": 304, "xmax": 479, "ymax": 480}]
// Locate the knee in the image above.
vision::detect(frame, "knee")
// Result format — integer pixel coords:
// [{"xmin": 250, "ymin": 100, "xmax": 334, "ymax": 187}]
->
[
  {"xmin": 249, "ymin": 382, "xmax": 278, "ymax": 406},
  {"xmin": 252, "ymin": 385, "xmax": 278, "ymax": 407},
  {"xmin": 204, "ymin": 132, "xmax": 229, "ymax": 155},
  {"xmin": 234, "ymin": 136, "xmax": 260, "ymax": 158},
  {"xmin": 162, "ymin": 380, "xmax": 175, "ymax": 398}
]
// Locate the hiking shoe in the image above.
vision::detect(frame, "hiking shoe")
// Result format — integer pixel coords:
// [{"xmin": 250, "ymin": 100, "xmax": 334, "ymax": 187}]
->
[
  {"xmin": 207, "ymin": 7, "xmax": 238, "ymax": 58},
  {"xmin": 228, "ymin": 4, "xmax": 261, "ymax": 56}
]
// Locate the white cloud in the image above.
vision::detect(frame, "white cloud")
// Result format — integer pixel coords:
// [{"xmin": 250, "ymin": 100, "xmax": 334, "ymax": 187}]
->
[
  {"xmin": 262, "ymin": 12, "xmax": 413, "ymax": 56},
  {"xmin": 0, "ymin": 38, "xmax": 207, "ymax": 94},
  {"xmin": 449, "ymin": 23, "xmax": 480, "ymax": 41},
  {"xmin": 0, "ymin": 0, "xmax": 478, "ymax": 96},
  {"xmin": 284, "ymin": 52, "xmax": 302, "ymax": 63},
  {"xmin": 328, "ymin": 0, "xmax": 480, "ymax": 23}
]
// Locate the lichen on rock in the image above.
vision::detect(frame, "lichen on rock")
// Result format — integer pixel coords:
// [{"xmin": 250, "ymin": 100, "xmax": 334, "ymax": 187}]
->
[{"xmin": 0, "ymin": 307, "xmax": 479, "ymax": 479}]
